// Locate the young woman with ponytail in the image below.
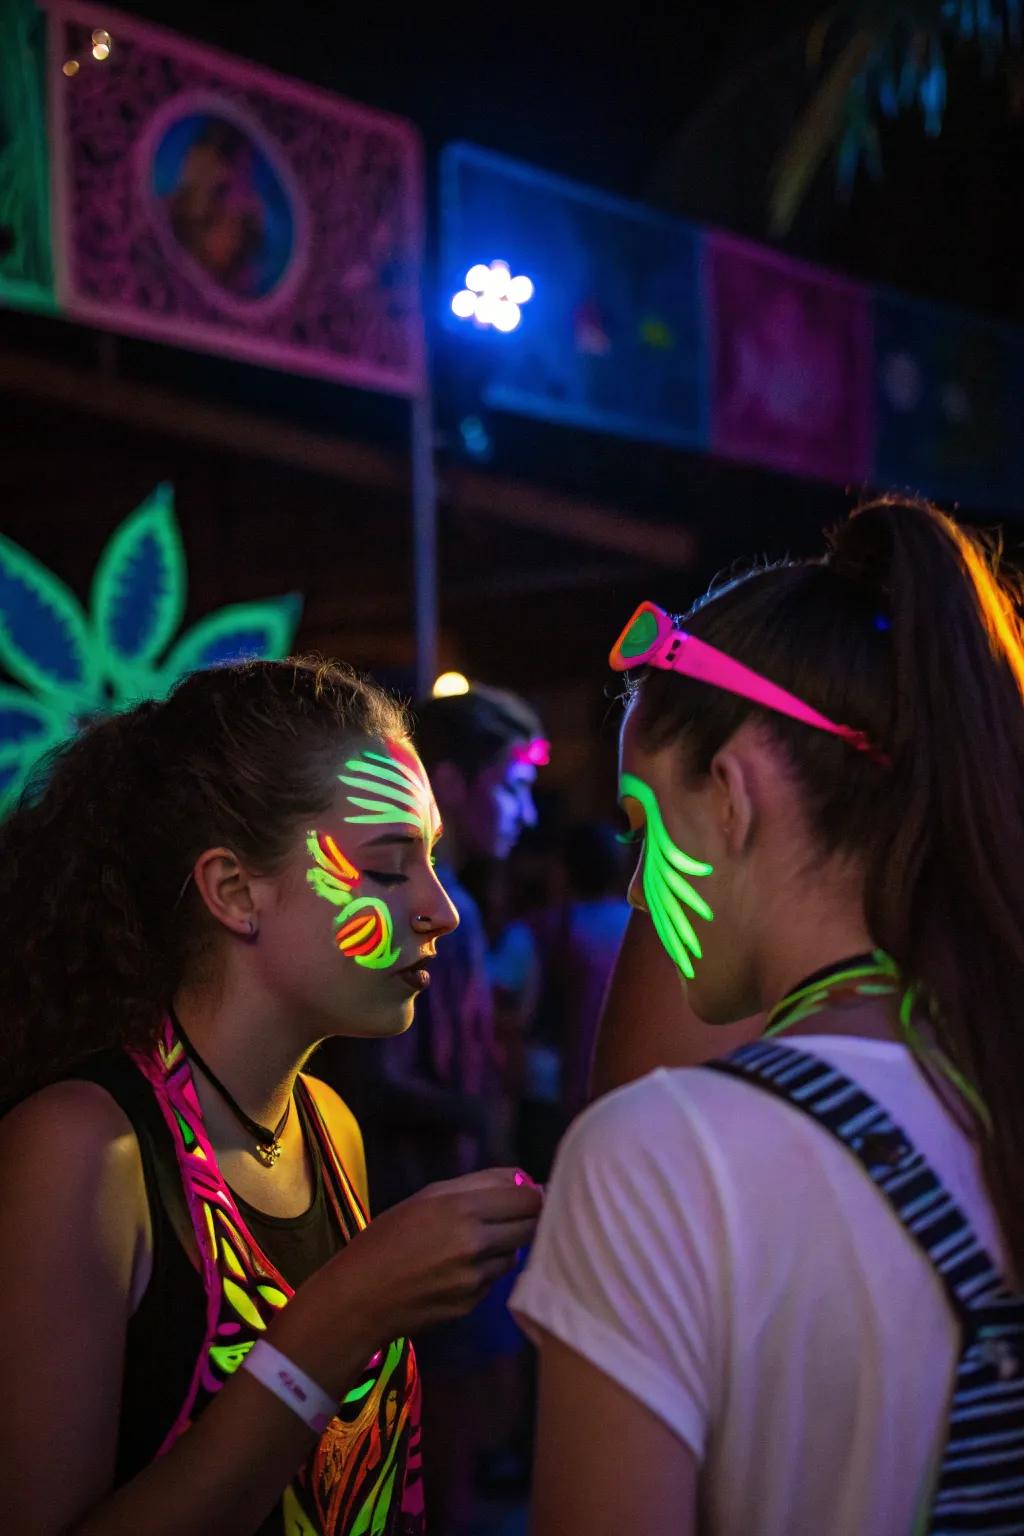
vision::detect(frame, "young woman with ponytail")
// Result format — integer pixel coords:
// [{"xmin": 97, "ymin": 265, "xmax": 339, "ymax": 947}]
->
[
  {"xmin": 513, "ymin": 498, "xmax": 1024, "ymax": 1536},
  {"xmin": 0, "ymin": 659, "xmax": 541, "ymax": 1536}
]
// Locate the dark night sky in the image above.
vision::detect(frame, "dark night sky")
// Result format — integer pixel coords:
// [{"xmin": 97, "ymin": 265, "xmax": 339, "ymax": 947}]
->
[{"xmin": 115, "ymin": 2, "xmax": 801, "ymax": 197}]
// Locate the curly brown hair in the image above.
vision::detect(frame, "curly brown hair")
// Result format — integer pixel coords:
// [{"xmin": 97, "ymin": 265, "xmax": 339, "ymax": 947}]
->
[{"xmin": 0, "ymin": 658, "xmax": 409, "ymax": 1105}]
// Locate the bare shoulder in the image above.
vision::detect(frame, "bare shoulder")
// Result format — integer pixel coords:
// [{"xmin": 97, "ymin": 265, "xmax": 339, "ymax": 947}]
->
[
  {"xmin": 0, "ymin": 1082, "xmax": 150, "ymax": 1524},
  {"xmin": 301, "ymin": 1074, "xmax": 369, "ymax": 1212},
  {"xmin": 0, "ymin": 1079, "xmax": 147, "ymax": 1278},
  {"xmin": 1, "ymin": 1076, "xmax": 140, "ymax": 1168}
]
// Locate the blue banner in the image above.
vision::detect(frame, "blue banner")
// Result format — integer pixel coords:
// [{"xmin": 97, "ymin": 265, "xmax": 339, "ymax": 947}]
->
[
  {"xmin": 873, "ymin": 291, "xmax": 1024, "ymax": 513},
  {"xmin": 441, "ymin": 143, "xmax": 708, "ymax": 450}
]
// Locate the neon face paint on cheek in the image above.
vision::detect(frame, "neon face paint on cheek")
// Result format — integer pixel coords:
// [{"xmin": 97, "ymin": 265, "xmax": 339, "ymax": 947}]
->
[
  {"xmin": 305, "ymin": 831, "xmax": 400, "ymax": 971},
  {"xmin": 306, "ymin": 742, "xmax": 439, "ymax": 974},
  {"xmin": 619, "ymin": 772, "xmax": 714, "ymax": 980}
]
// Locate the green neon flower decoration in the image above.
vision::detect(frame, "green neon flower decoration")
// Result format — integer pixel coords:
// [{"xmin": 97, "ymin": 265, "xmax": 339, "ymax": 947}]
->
[
  {"xmin": 619, "ymin": 772, "xmax": 714, "ymax": 980},
  {"xmin": 0, "ymin": 0, "xmax": 55, "ymax": 314},
  {"xmin": 0, "ymin": 483, "xmax": 302, "ymax": 815}
]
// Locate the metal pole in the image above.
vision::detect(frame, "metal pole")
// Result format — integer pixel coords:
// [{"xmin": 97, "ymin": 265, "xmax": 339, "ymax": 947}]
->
[{"xmin": 411, "ymin": 385, "xmax": 438, "ymax": 701}]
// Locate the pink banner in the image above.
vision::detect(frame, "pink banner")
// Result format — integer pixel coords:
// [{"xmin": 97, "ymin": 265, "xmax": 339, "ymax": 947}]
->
[
  {"xmin": 48, "ymin": 2, "xmax": 424, "ymax": 393},
  {"xmin": 708, "ymin": 232, "xmax": 872, "ymax": 485}
]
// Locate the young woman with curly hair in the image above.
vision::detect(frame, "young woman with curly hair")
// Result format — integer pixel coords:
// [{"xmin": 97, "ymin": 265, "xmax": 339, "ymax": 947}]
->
[{"xmin": 0, "ymin": 658, "xmax": 540, "ymax": 1536}]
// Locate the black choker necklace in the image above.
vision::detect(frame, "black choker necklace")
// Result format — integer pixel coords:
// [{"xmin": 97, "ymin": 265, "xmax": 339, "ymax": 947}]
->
[{"xmin": 170, "ymin": 1009, "xmax": 291, "ymax": 1168}]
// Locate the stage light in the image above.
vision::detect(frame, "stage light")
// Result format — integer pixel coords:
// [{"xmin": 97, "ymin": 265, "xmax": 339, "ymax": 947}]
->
[
  {"xmin": 433, "ymin": 671, "xmax": 470, "ymax": 698},
  {"xmin": 62, "ymin": 58, "xmax": 80, "ymax": 75},
  {"xmin": 491, "ymin": 300, "xmax": 521, "ymax": 332},
  {"xmin": 487, "ymin": 260, "xmax": 511, "ymax": 298},
  {"xmin": 450, "ymin": 259, "xmax": 534, "ymax": 334},
  {"xmin": 508, "ymin": 274, "xmax": 534, "ymax": 304}
]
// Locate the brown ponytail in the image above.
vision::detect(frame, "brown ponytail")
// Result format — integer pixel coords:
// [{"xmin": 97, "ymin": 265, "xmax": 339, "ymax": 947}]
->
[{"xmin": 634, "ymin": 497, "xmax": 1024, "ymax": 1276}]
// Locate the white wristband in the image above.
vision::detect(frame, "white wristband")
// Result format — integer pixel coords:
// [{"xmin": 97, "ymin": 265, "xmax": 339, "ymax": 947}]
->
[{"xmin": 241, "ymin": 1339, "xmax": 337, "ymax": 1435}]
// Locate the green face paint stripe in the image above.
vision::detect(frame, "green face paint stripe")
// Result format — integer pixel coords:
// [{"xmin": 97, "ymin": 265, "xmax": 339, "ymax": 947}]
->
[
  {"xmin": 662, "ymin": 892, "xmax": 703, "ymax": 961},
  {"xmin": 659, "ymin": 833, "xmax": 714, "ymax": 878},
  {"xmin": 305, "ymin": 832, "xmax": 356, "ymax": 907},
  {"xmin": 648, "ymin": 898, "xmax": 696, "ymax": 979},
  {"xmin": 658, "ymin": 859, "xmax": 715, "ymax": 922},
  {"xmin": 339, "ymin": 772, "xmax": 423, "ymax": 811},
  {"xmin": 307, "ymin": 868, "xmax": 353, "ymax": 906},
  {"xmin": 341, "ymin": 790, "xmax": 422, "ymax": 818},
  {"xmin": 346, "ymin": 755, "xmax": 422, "ymax": 794},
  {"xmin": 340, "ymin": 745, "xmax": 433, "ymax": 840},
  {"xmin": 647, "ymin": 857, "xmax": 703, "ymax": 958},
  {"xmin": 306, "ymin": 831, "xmax": 351, "ymax": 879},
  {"xmin": 344, "ymin": 807, "xmax": 424, "ymax": 829},
  {"xmin": 335, "ymin": 901, "xmax": 400, "ymax": 969},
  {"xmin": 336, "ymin": 780, "xmax": 420, "ymax": 817},
  {"xmin": 619, "ymin": 771, "xmax": 714, "ymax": 978}
]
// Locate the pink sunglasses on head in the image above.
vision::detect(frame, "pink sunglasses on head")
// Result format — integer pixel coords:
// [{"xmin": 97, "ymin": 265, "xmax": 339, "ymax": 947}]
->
[{"xmin": 609, "ymin": 601, "xmax": 890, "ymax": 767}]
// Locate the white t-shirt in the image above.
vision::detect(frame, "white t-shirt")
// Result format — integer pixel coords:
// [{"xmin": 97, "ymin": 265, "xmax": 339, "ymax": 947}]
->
[{"xmin": 511, "ymin": 1036, "xmax": 1005, "ymax": 1536}]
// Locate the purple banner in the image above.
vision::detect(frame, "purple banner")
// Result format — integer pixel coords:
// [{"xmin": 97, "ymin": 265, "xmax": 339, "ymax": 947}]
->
[
  {"xmin": 48, "ymin": 1, "xmax": 424, "ymax": 393},
  {"xmin": 708, "ymin": 232, "xmax": 872, "ymax": 485}
]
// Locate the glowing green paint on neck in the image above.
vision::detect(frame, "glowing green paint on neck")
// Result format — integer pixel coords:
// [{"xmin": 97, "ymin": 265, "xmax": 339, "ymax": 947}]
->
[{"xmin": 619, "ymin": 772, "xmax": 714, "ymax": 980}]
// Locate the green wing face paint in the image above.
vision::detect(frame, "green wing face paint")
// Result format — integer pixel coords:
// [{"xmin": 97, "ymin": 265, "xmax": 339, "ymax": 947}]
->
[
  {"xmin": 619, "ymin": 772, "xmax": 714, "ymax": 980},
  {"xmin": 306, "ymin": 741, "xmax": 437, "ymax": 972}
]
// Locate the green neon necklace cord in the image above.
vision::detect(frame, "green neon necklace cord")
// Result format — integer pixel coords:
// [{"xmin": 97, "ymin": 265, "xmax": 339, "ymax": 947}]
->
[{"xmin": 765, "ymin": 950, "xmax": 992, "ymax": 1135}]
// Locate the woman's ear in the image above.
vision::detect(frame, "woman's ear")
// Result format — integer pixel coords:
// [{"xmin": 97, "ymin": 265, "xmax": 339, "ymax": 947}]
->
[
  {"xmin": 191, "ymin": 847, "xmax": 258, "ymax": 940},
  {"xmin": 709, "ymin": 747, "xmax": 756, "ymax": 858}
]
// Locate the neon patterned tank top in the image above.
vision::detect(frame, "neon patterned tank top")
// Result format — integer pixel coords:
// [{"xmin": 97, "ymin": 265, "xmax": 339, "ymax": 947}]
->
[{"xmin": 130, "ymin": 1017, "xmax": 424, "ymax": 1535}]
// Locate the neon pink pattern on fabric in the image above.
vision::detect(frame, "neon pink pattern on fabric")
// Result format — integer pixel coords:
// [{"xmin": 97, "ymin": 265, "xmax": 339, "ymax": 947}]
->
[{"xmin": 131, "ymin": 1018, "xmax": 424, "ymax": 1533}]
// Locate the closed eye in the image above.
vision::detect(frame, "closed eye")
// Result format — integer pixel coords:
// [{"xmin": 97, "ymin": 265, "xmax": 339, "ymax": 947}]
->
[{"xmin": 364, "ymin": 871, "xmax": 408, "ymax": 887}]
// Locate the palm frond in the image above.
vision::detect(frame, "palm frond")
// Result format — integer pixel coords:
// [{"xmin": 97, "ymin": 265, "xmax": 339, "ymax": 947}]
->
[{"xmin": 769, "ymin": 0, "xmax": 1024, "ymax": 232}]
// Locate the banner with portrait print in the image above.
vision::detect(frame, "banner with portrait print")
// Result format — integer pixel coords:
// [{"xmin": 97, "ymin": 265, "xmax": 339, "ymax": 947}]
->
[{"xmin": 47, "ymin": 1, "xmax": 425, "ymax": 392}]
